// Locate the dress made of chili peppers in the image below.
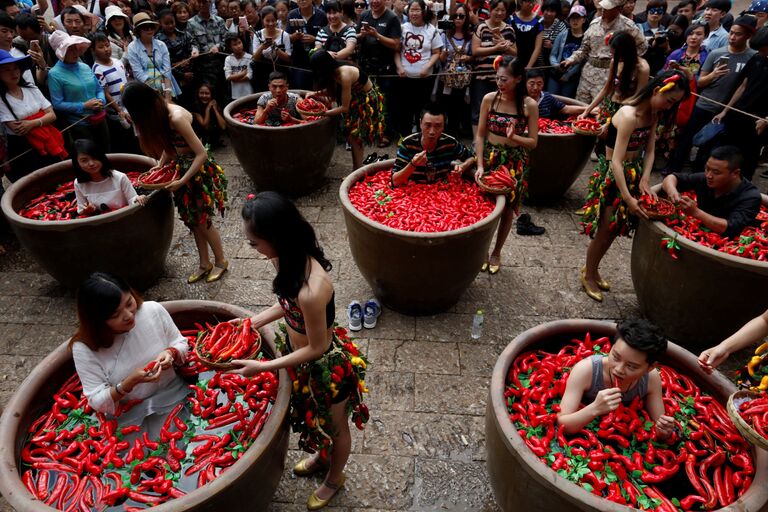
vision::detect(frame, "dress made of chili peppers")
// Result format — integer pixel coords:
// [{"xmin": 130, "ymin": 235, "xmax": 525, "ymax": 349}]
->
[
  {"xmin": 661, "ymin": 192, "xmax": 768, "ymax": 261},
  {"xmin": 274, "ymin": 324, "xmax": 369, "ymax": 458},
  {"xmin": 17, "ymin": 172, "xmax": 142, "ymax": 221},
  {"xmin": 506, "ymin": 333, "xmax": 754, "ymax": 511},
  {"xmin": 20, "ymin": 324, "xmax": 278, "ymax": 511},
  {"xmin": 581, "ymin": 154, "xmax": 642, "ymax": 238},
  {"xmin": 171, "ymin": 152, "xmax": 228, "ymax": 229},
  {"xmin": 348, "ymin": 169, "xmax": 495, "ymax": 232}
]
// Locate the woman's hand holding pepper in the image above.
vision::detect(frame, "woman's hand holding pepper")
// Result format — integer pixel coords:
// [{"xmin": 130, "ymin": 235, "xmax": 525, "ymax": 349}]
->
[
  {"xmin": 228, "ymin": 359, "xmax": 269, "ymax": 377},
  {"xmin": 155, "ymin": 349, "xmax": 175, "ymax": 370},
  {"xmin": 626, "ymin": 196, "xmax": 649, "ymax": 220},
  {"xmin": 639, "ymin": 176, "xmax": 657, "ymax": 201},
  {"xmin": 654, "ymin": 414, "xmax": 675, "ymax": 439},
  {"xmin": 698, "ymin": 344, "xmax": 730, "ymax": 373}
]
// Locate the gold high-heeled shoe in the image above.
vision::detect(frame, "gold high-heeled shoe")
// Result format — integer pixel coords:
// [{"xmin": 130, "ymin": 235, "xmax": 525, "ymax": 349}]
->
[
  {"xmin": 187, "ymin": 264, "xmax": 213, "ymax": 284},
  {"xmin": 579, "ymin": 271, "xmax": 603, "ymax": 302},
  {"xmin": 293, "ymin": 456, "xmax": 327, "ymax": 476},
  {"xmin": 206, "ymin": 260, "xmax": 229, "ymax": 283},
  {"xmin": 307, "ymin": 473, "xmax": 346, "ymax": 510},
  {"xmin": 480, "ymin": 262, "xmax": 489, "ymax": 272},
  {"xmin": 488, "ymin": 264, "xmax": 500, "ymax": 275},
  {"xmin": 581, "ymin": 267, "xmax": 610, "ymax": 291}
]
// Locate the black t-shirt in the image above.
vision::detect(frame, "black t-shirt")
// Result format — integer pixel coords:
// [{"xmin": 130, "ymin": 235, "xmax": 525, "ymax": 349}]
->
[
  {"xmin": 286, "ymin": 7, "xmax": 328, "ymax": 67},
  {"xmin": 731, "ymin": 53, "xmax": 768, "ymax": 119},
  {"xmin": 356, "ymin": 9, "xmax": 402, "ymax": 72},
  {"xmin": 673, "ymin": 172, "xmax": 761, "ymax": 238}
]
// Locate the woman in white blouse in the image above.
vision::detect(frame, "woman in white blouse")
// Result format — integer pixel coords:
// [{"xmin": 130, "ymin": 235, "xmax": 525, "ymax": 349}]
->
[{"xmin": 70, "ymin": 273, "xmax": 190, "ymax": 433}]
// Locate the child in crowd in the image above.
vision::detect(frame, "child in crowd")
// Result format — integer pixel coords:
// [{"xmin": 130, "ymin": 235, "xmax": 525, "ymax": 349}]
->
[
  {"xmin": 254, "ymin": 71, "xmax": 302, "ymax": 126},
  {"xmin": 90, "ymin": 33, "xmax": 138, "ymax": 154},
  {"xmin": 191, "ymin": 82, "xmax": 227, "ymax": 148},
  {"xmin": 558, "ymin": 319, "xmax": 674, "ymax": 438},
  {"xmin": 223, "ymin": 33, "xmax": 253, "ymax": 99},
  {"xmin": 72, "ymin": 139, "xmax": 147, "ymax": 216}
]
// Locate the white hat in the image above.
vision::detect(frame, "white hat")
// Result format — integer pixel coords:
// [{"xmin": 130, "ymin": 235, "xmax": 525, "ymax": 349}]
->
[
  {"xmin": 49, "ymin": 29, "xmax": 91, "ymax": 61},
  {"xmin": 599, "ymin": 0, "xmax": 625, "ymax": 9},
  {"xmin": 104, "ymin": 5, "xmax": 128, "ymax": 23}
]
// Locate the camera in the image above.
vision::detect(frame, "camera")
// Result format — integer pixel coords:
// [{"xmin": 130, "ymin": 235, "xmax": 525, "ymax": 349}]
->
[{"xmin": 437, "ymin": 18, "xmax": 453, "ymax": 30}]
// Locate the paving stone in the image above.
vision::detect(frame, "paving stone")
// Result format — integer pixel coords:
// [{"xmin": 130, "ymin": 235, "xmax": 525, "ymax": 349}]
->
[
  {"xmin": 414, "ymin": 374, "xmax": 488, "ymax": 415},
  {"xmin": 413, "ymin": 459, "xmax": 499, "ymax": 510},
  {"xmin": 365, "ymin": 371, "xmax": 415, "ymax": 412}
]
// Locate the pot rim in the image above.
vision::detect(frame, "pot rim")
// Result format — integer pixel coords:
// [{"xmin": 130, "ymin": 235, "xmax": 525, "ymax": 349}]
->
[
  {"xmin": 645, "ymin": 218, "xmax": 768, "ymax": 272},
  {"xmin": 0, "ymin": 154, "xmax": 163, "ymax": 230},
  {"xmin": 488, "ymin": 318, "xmax": 768, "ymax": 512},
  {"xmin": 223, "ymin": 90, "xmax": 333, "ymax": 131},
  {"xmin": 0, "ymin": 300, "xmax": 291, "ymax": 512},
  {"xmin": 339, "ymin": 159, "xmax": 506, "ymax": 239}
]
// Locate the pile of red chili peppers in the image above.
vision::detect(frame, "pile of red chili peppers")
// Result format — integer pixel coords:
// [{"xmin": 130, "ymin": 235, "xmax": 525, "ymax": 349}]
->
[
  {"xmin": 20, "ymin": 324, "xmax": 278, "ymax": 511},
  {"xmin": 348, "ymin": 169, "xmax": 495, "ymax": 232},
  {"xmin": 538, "ymin": 118, "xmax": 574, "ymax": 134},
  {"xmin": 231, "ymin": 107, "xmax": 308, "ymax": 126},
  {"xmin": 138, "ymin": 165, "xmax": 178, "ymax": 186},
  {"xmin": 17, "ymin": 172, "xmax": 142, "ymax": 221},
  {"xmin": 737, "ymin": 395, "xmax": 768, "ymax": 440},
  {"xmin": 506, "ymin": 333, "xmax": 754, "ymax": 511},
  {"xmin": 662, "ymin": 195, "xmax": 768, "ymax": 261},
  {"xmin": 196, "ymin": 318, "xmax": 261, "ymax": 364}
]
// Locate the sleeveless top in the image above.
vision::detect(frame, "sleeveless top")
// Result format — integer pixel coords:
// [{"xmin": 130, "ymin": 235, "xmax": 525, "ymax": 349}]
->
[
  {"xmin": 277, "ymin": 291, "xmax": 336, "ymax": 335},
  {"xmin": 486, "ymin": 92, "xmax": 527, "ymax": 137},
  {"xmin": 605, "ymin": 122, "xmax": 652, "ymax": 152},
  {"xmin": 583, "ymin": 354, "xmax": 649, "ymax": 405}
]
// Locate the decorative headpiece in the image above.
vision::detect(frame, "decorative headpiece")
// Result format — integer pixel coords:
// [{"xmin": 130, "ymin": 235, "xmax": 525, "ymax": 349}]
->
[
  {"xmin": 493, "ymin": 55, "xmax": 503, "ymax": 71},
  {"xmin": 658, "ymin": 73, "xmax": 681, "ymax": 93}
]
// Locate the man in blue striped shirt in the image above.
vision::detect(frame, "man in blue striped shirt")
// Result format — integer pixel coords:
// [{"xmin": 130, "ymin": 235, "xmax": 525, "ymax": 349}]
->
[{"xmin": 392, "ymin": 103, "xmax": 475, "ymax": 186}]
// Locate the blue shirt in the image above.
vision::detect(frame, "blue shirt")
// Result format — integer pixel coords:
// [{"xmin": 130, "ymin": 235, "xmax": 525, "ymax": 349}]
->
[
  {"xmin": 125, "ymin": 39, "xmax": 181, "ymax": 97},
  {"xmin": 704, "ymin": 25, "xmax": 729, "ymax": 52},
  {"xmin": 48, "ymin": 61, "xmax": 106, "ymax": 126},
  {"xmin": 537, "ymin": 91, "xmax": 566, "ymax": 119}
]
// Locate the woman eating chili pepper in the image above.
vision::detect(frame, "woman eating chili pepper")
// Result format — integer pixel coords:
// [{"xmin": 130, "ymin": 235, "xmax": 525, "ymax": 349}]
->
[
  {"xmin": 69, "ymin": 272, "xmax": 190, "ymax": 436},
  {"xmin": 227, "ymin": 192, "xmax": 369, "ymax": 510},
  {"xmin": 580, "ymin": 70, "xmax": 690, "ymax": 302},
  {"xmin": 558, "ymin": 319, "xmax": 675, "ymax": 438}
]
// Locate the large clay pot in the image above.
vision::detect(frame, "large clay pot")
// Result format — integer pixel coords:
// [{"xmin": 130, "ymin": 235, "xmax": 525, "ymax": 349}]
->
[
  {"xmin": 526, "ymin": 96, "xmax": 596, "ymax": 205},
  {"xmin": 223, "ymin": 90, "xmax": 336, "ymax": 196},
  {"xmin": 486, "ymin": 318, "xmax": 768, "ymax": 512},
  {"xmin": 339, "ymin": 160, "xmax": 505, "ymax": 315},
  {"xmin": 631, "ymin": 218, "xmax": 768, "ymax": 352},
  {"xmin": 0, "ymin": 154, "xmax": 174, "ymax": 290},
  {"xmin": 0, "ymin": 300, "xmax": 290, "ymax": 512}
]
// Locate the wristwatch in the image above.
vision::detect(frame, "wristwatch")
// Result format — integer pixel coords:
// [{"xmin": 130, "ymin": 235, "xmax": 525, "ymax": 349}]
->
[{"xmin": 115, "ymin": 381, "xmax": 126, "ymax": 396}]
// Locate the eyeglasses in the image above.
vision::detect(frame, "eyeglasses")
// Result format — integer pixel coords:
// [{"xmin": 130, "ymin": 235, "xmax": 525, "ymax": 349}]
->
[
  {"xmin": 354, "ymin": 3, "xmax": 365, "ymax": 6},
  {"xmin": 648, "ymin": 7, "xmax": 665, "ymax": 14},
  {"xmin": 450, "ymin": 13, "xmax": 466, "ymax": 19}
]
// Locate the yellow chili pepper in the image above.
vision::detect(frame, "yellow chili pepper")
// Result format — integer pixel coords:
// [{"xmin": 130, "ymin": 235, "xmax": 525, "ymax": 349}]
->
[
  {"xmin": 293, "ymin": 381, "xmax": 299, "ymax": 393},
  {"xmin": 350, "ymin": 356, "xmax": 367, "ymax": 369},
  {"xmin": 758, "ymin": 375, "xmax": 768, "ymax": 391},
  {"xmin": 756, "ymin": 342, "xmax": 768, "ymax": 355},
  {"xmin": 302, "ymin": 385, "xmax": 310, "ymax": 394},
  {"xmin": 748, "ymin": 355, "xmax": 762, "ymax": 377}
]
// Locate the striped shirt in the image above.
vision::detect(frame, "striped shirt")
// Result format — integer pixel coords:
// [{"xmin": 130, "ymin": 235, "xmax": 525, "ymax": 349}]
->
[{"xmin": 392, "ymin": 132, "xmax": 473, "ymax": 183}]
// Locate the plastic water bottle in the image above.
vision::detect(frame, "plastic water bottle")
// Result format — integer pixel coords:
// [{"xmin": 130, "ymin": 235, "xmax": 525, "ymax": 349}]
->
[{"xmin": 471, "ymin": 310, "xmax": 484, "ymax": 340}]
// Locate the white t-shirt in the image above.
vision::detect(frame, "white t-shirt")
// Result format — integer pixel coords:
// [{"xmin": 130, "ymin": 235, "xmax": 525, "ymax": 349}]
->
[
  {"xmin": 74, "ymin": 171, "xmax": 139, "ymax": 213},
  {"xmin": 224, "ymin": 53, "xmax": 254, "ymax": 99},
  {"xmin": 399, "ymin": 22, "xmax": 443, "ymax": 78},
  {"xmin": 10, "ymin": 47, "xmax": 36, "ymax": 85},
  {"xmin": 252, "ymin": 29, "xmax": 292, "ymax": 60},
  {"xmin": 0, "ymin": 86, "xmax": 52, "ymax": 136},
  {"xmin": 71, "ymin": 301, "xmax": 189, "ymax": 424},
  {"xmin": 92, "ymin": 58, "xmax": 128, "ymax": 120}
]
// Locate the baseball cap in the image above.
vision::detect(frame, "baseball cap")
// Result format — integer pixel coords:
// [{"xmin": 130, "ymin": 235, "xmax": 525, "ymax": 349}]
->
[
  {"xmin": 746, "ymin": 0, "xmax": 768, "ymax": 13},
  {"xmin": 568, "ymin": 4, "xmax": 587, "ymax": 17},
  {"xmin": 733, "ymin": 14, "xmax": 758, "ymax": 32}
]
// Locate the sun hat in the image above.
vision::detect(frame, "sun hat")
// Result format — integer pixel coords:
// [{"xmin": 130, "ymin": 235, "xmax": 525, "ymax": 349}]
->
[
  {"xmin": 0, "ymin": 49, "xmax": 32, "ymax": 70},
  {"xmin": 745, "ymin": 0, "xmax": 768, "ymax": 13},
  {"xmin": 132, "ymin": 12, "xmax": 159, "ymax": 31},
  {"xmin": 49, "ymin": 29, "xmax": 91, "ymax": 61},
  {"xmin": 568, "ymin": 5, "xmax": 587, "ymax": 17},
  {"xmin": 599, "ymin": 0, "xmax": 625, "ymax": 10},
  {"xmin": 104, "ymin": 5, "xmax": 129, "ymax": 23}
]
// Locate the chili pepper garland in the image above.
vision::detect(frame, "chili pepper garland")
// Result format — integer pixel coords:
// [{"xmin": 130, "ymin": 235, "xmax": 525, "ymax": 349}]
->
[
  {"xmin": 348, "ymin": 170, "xmax": 495, "ymax": 233},
  {"xmin": 506, "ymin": 333, "xmax": 754, "ymax": 510},
  {"xmin": 20, "ymin": 326, "xmax": 278, "ymax": 511},
  {"xmin": 18, "ymin": 172, "xmax": 142, "ymax": 221}
]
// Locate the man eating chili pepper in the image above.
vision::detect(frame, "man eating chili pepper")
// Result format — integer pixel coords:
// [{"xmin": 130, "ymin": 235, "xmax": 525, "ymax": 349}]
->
[
  {"xmin": 558, "ymin": 319, "xmax": 675, "ymax": 438},
  {"xmin": 658, "ymin": 145, "xmax": 761, "ymax": 238}
]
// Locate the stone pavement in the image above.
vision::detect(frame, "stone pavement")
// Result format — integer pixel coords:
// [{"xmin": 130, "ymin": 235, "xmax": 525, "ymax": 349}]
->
[{"xmin": 0, "ymin": 139, "xmax": 763, "ymax": 511}]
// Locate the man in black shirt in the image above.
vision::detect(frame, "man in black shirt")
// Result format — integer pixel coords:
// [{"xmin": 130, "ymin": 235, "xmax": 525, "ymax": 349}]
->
[
  {"xmin": 356, "ymin": 0, "xmax": 401, "ymax": 146},
  {"xmin": 286, "ymin": 0, "xmax": 327, "ymax": 89},
  {"xmin": 660, "ymin": 146, "xmax": 761, "ymax": 238}
]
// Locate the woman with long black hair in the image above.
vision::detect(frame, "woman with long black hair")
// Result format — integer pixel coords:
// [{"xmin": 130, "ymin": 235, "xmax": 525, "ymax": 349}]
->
[
  {"xmin": 121, "ymin": 82, "xmax": 228, "ymax": 284},
  {"xmin": 229, "ymin": 192, "xmax": 369, "ymax": 510},
  {"xmin": 309, "ymin": 49, "xmax": 385, "ymax": 170}
]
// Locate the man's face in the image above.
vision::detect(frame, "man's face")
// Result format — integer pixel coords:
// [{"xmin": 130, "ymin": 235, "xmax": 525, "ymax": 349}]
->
[
  {"xmin": 419, "ymin": 112, "xmax": 445, "ymax": 143},
  {"xmin": 269, "ymin": 78, "xmax": 288, "ymax": 99},
  {"xmin": 63, "ymin": 13, "xmax": 85, "ymax": 36},
  {"xmin": 297, "ymin": 0, "xmax": 311, "ymax": 10},
  {"xmin": 705, "ymin": 157, "xmax": 738, "ymax": 191},
  {"xmin": 728, "ymin": 24, "xmax": 749, "ymax": 48},
  {"xmin": 17, "ymin": 26, "xmax": 38, "ymax": 41},
  {"xmin": 0, "ymin": 26, "xmax": 15, "ymax": 49},
  {"xmin": 677, "ymin": 4, "xmax": 694, "ymax": 19},
  {"xmin": 704, "ymin": 6, "xmax": 725, "ymax": 25},
  {"xmin": 526, "ymin": 77, "xmax": 544, "ymax": 99},
  {"xmin": 369, "ymin": 0, "xmax": 384, "ymax": 13},
  {"xmin": 602, "ymin": 6, "xmax": 620, "ymax": 21},
  {"xmin": 3, "ymin": 4, "xmax": 19, "ymax": 18}
]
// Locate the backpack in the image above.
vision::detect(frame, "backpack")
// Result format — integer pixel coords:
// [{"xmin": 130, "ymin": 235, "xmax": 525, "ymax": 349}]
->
[{"xmin": 442, "ymin": 36, "xmax": 472, "ymax": 90}]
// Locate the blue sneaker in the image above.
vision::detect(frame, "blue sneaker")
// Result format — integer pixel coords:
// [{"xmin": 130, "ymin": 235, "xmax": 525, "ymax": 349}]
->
[
  {"xmin": 347, "ymin": 301, "xmax": 363, "ymax": 331},
  {"xmin": 363, "ymin": 298, "xmax": 381, "ymax": 329}
]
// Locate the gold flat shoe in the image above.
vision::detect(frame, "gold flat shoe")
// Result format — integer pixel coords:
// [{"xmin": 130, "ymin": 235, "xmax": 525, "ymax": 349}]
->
[
  {"xmin": 206, "ymin": 260, "xmax": 229, "ymax": 283},
  {"xmin": 293, "ymin": 456, "xmax": 327, "ymax": 476},
  {"xmin": 579, "ymin": 271, "xmax": 603, "ymax": 302},
  {"xmin": 488, "ymin": 264, "xmax": 500, "ymax": 275},
  {"xmin": 187, "ymin": 264, "xmax": 213, "ymax": 284},
  {"xmin": 581, "ymin": 267, "xmax": 610, "ymax": 291},
  {"xmin": 480, "ymin": 262, "xmax": 489, "ymax": 272},
  {"xmin": 307, "ymin": 473, "xmax": 346, "ymax": 510}
]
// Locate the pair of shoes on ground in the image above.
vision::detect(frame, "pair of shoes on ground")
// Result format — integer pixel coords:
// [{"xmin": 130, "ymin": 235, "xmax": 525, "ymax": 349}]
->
[
  {"xmin": 362, "ymin": 152, "xmax": 391, "ymax": 165},
  {"xmin": 187, "ymin": 261, "xmax": 229, "ymax": 284},
  {"xmin": 516, "ymin": 214, "xmax": 546, "ymax": 236},
  {"xmin": 579, "ymin": 267, "xmax": 610, "ymax": 302},
  {"xmin": 294, "ymin": 457, "xmax": 346, "ymax": 510},
  {"xmin": 347, "ymin": 298, "xmax": 381, "ymax": 331}
]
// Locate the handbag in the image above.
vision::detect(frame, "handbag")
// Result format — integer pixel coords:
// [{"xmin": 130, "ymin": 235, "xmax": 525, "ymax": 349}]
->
[{"xmin": 443, "ymin": 36, "xmax": 472, "ymax": 90}]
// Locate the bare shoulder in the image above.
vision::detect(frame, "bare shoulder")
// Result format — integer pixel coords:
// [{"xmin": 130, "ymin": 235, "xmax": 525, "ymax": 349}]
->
[
  {"xmin": 168, "ymin": 104, "xmax": 193, "ymax": 124},
  {"xmin": 297, "ymin": 261, "xmax": 334, "ymax": 309}
]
